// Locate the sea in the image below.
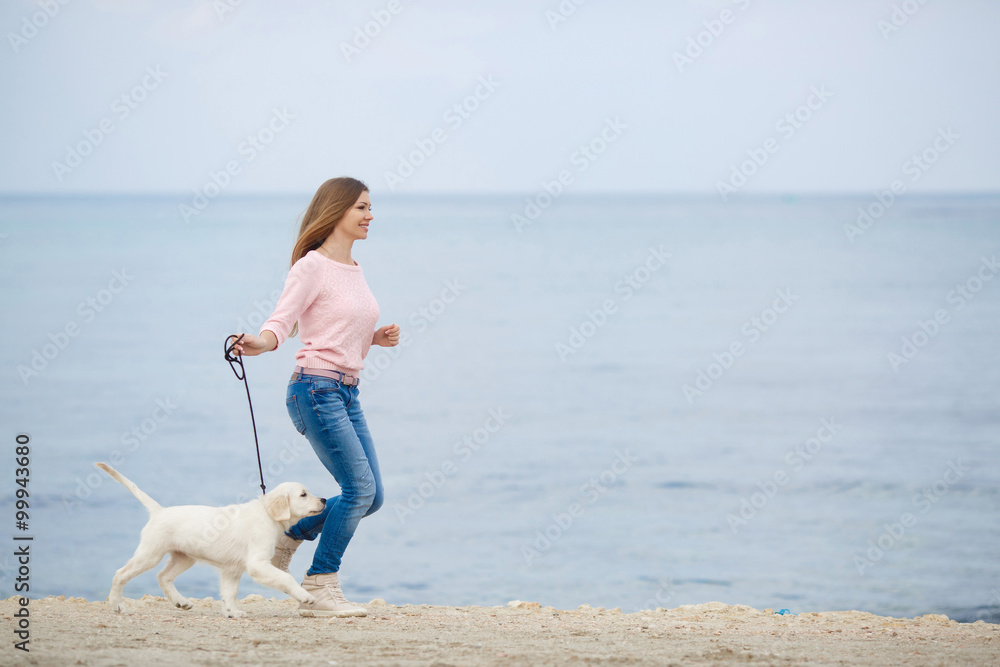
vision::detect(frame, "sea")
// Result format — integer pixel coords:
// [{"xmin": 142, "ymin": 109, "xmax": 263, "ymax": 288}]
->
[{"xmin": 1, "ymin": 193, "xmax": 998, "ymax": 622}]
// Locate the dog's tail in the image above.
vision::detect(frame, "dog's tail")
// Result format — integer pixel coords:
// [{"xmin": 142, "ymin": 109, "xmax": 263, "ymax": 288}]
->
[{"xmin": 95, "ymin": 462, "xmax": 162, "ymax": 512}]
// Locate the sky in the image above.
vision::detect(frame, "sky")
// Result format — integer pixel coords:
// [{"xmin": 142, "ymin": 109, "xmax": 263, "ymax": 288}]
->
[{"xmin": 2, "ymin": 0, "xmax": 999, "ymax": 195}]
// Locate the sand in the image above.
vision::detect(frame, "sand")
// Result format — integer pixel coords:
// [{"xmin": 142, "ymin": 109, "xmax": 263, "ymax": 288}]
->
[{"xmin": 3, "ymin": 595, "xmax": 998, "ymax": 666}]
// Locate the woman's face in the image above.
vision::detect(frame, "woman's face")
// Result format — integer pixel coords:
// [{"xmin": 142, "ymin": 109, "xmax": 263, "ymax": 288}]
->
[{"xmin": 333, "ymin": 191, "xmax": 373, "ymax": 242}]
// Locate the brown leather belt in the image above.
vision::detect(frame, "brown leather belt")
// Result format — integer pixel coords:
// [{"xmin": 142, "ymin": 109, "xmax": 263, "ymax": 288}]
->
[{"xmin": 291, "ymin": 366, "xmax": 360, "ymax": 386}]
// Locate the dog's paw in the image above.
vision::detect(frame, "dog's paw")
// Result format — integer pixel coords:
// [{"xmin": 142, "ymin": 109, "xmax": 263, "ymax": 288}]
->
[
  {"xmin": 174, "ymin": 598, "xmax": 193, "ymax": 610},
  {"xmin": 291, "ymin": 588, "xmax": 316, "ymax": 605},
  {"xmin": 109, "ymin": 600, "xmax": 126, "ymax": 614},
  {"xmin": 226, "ymin": 609, "xmax": 248, "ymax": 619}
]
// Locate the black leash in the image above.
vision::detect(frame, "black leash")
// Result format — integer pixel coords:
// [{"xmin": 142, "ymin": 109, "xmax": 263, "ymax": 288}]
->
[{"xmin": 224, "ymin": 334, "xmax": 266, "ymax": 495}]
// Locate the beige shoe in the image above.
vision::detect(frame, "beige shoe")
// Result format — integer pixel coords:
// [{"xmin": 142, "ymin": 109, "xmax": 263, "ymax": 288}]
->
[
  {"xmin": 298, "ymin": 573, "xmax": 367, "ymax": 617},
  {"xmin": 271, "ymin": 534, "xmax": 302, "ymax": 573}
]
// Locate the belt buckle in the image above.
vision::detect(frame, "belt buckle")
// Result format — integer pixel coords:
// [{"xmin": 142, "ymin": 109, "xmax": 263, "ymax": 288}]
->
[{"xmin": 333, "ymin": 370, "xmax": 357, "ymax": 386}]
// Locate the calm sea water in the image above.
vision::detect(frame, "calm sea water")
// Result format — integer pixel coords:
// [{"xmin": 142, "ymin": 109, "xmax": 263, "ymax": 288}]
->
[{"xmin": 1, "ymin": 193, "xmax": 998, "ymax": 622}]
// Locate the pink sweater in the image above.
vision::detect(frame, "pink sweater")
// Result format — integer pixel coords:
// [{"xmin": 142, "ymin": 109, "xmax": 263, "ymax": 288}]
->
[{"xmin": 260, "ymin": 250, "xmax": 380, "ymax": 375}]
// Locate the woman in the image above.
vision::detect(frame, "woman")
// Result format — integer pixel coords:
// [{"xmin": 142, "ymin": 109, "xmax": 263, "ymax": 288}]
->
[{"xmin": 233, "ymin": 177, "xmax": 400, "ymax": 618}]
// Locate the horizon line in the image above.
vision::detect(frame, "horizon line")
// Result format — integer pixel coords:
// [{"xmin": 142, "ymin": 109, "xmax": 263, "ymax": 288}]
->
[{"xmin": 1, "ymin": 189, "xmax": 998, "ymax": 199}]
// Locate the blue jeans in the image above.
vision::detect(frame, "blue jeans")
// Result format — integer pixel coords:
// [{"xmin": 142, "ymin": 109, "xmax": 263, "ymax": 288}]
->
[{"xmin": 284, "ymin": 372, "xmax": 383, "ymax": 575}]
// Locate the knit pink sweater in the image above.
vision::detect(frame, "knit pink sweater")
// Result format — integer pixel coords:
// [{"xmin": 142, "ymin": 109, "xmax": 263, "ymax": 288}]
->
[{"xmin": 260, "ymin": 250, "xmax": 380, "ymax": 375}]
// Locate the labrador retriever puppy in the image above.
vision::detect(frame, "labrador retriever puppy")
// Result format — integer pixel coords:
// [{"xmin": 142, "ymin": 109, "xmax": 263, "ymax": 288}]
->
[{"xmin": 97, "ymin": 462, "xmax": 325, "ymax": 618}]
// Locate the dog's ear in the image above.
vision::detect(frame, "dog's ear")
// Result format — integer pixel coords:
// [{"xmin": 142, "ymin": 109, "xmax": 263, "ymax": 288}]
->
[{"xmin": 263, "ymin": 491, "xmax": 291, "ymax": 522}]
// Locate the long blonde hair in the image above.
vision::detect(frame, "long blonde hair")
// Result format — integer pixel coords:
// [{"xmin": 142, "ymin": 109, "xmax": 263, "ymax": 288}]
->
[{"xmin": 288, "ymin": 177, "xmax": 369, "ymax": 338}]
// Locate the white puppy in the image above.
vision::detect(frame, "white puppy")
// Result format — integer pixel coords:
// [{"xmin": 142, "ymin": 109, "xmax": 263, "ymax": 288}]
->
[{"xmin": 97, "ymin": 462, "xmax": 324, "ymax": 618}]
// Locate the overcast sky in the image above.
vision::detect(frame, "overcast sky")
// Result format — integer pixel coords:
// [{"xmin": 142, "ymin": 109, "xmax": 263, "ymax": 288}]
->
[{"xmin": 2, "ymin": 0, "xmax": 998, "ymax": 195}]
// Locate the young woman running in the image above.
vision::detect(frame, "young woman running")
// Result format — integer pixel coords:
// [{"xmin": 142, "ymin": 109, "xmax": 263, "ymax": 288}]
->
[{"xmin": 232, "ymin": 176, "xmax": 399, "ymax": 617}]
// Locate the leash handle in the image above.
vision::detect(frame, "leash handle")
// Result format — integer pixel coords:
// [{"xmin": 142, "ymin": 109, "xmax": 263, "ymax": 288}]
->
[
  {"xmin": 224, "ymin": 333, "xmax": 246, "ymax": 380},
  {"xmin": 225, "ymin": 334, "xmax": 266, "ymax": 494}
]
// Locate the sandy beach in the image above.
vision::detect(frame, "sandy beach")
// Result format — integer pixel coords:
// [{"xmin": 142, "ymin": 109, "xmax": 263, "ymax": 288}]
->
[{"xmin": 3, "ymin": 595, "xmax": 997, "ymax": 666}]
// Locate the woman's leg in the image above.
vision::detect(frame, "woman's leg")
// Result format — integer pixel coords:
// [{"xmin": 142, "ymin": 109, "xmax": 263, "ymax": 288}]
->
[
  {"xmin": 283, "ymin": 377, "xmax": 382, "ymax": 574},
  {"xmin": 344, "ymin": 386, "xmax": 384, "ymax": 518}
]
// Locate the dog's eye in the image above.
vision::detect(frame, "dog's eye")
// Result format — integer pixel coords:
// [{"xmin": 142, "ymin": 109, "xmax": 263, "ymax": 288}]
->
[{"xmin": 300, "ymin": 492, "xmax": 307, "ymax": 497}]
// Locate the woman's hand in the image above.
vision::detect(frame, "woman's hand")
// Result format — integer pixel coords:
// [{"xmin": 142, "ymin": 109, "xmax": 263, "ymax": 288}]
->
[
  {"xmin": 229, "ymin": 331, "xmax": 276, "ymax": 357},
  {"xmin": 373, "ymin": 323, "xmax": 400, "ymax": 347}
]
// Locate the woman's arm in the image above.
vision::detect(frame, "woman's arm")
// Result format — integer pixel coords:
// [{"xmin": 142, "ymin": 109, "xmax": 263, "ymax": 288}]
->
[
  {"xmin": 256, "ymin": 255, "xmax": 324, "ymax": 351},
  {"xmin": 232, "ymin": 329, "xmax": 278, "ymax": 356},
  {"xmin": 372, "ymin": 323, "xmax": 400, "ymax": 347}
]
